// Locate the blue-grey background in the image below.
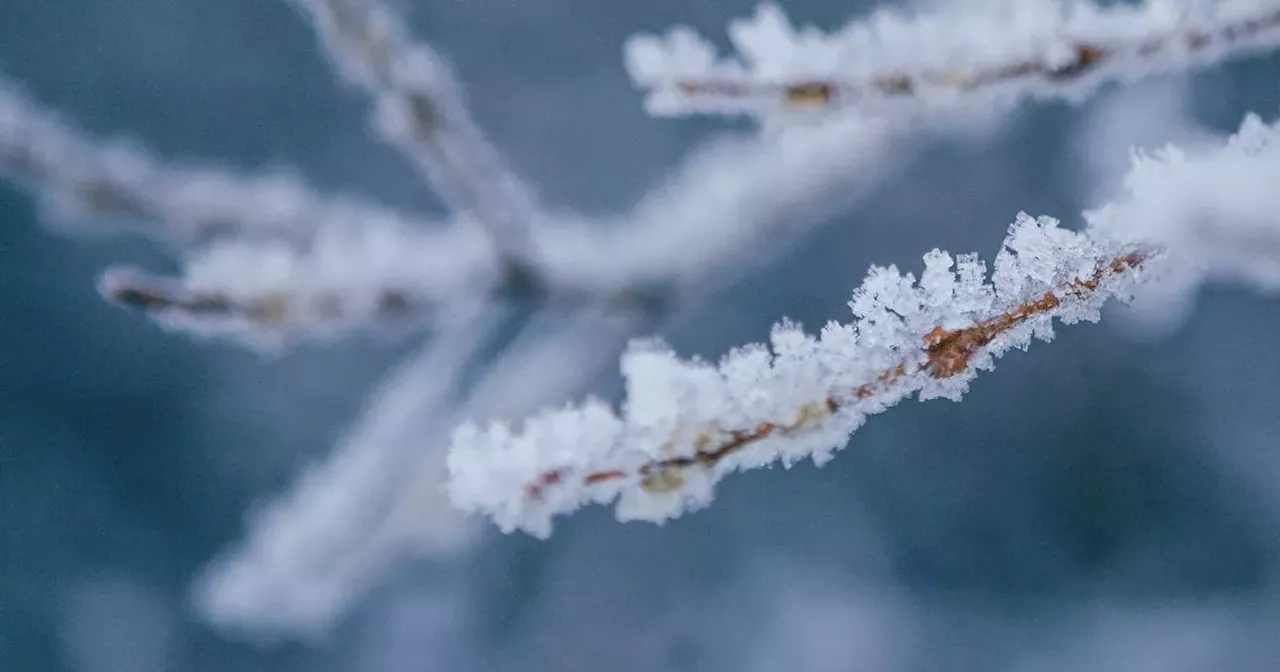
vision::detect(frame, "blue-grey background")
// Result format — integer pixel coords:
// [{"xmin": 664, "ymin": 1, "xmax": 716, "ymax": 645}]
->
[{"xmin": 3, "ymin": 0, "xmax": 1280, "ymax": 670}]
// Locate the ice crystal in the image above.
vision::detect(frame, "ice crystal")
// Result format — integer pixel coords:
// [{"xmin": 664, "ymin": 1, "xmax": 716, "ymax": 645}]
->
[{"xmin": 447, "ymin": 214, "xmax": 1148, "ymax": 537}]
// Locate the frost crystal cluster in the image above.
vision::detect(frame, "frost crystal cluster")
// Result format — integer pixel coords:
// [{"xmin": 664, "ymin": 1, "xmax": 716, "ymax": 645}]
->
[
  {"xmin": 447, "ymin": 108, "xmax": 1280, "ymax": 537},
  {"xmin": 447, "ymin": 214, "xmax": 1147, "ymax": 537}
]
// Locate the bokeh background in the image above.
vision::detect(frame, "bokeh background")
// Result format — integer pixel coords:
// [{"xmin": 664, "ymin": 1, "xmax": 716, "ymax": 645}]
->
[{"xmin": 3, "ymin": 0, "xmax": 1280, "ymax": 670}]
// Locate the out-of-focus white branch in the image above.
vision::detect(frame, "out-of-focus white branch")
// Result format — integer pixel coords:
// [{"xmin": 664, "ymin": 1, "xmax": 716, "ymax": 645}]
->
[
  {"xmin": 94, "ymin": 113, "xmax": 912, "ymax": 349},
  {"xmin": 624, "ymin": 0, "xmax": 1280, "ymax": 121},
  {"xmin": 193, "ymin": 304, "xmax": 648, "ymax": 637},
  {"xmin": 99, "ymin": 216, "xmax": 500, "ymax": 349},
  {"xmin": 534, "ymin": 114, "xmax": 911, "ymax": 296},
  {"xmin": 194, "ymin": 305, "xmax": 501, "ymax": 639},
  {"xmin": 2, "ymin": 72, "xmax": 508, "ymax": 350},
  {"xmin": 1070, "ymin": 74, "xmax": 1215, "ymax": 333},
  {"xmin": 447, "ymin": 110, "xmax": 1280, "ymax": 538},
  {"xmin": 0, "ymin": 74, "xmax": 430, "ymax": 245},
  {"xmin": 287, "ymin": 0, "xmax": 543, "ymax": 267},
  {"xmin": 1086, "ymin": 111, "xmax": 1280, "ymax": 294}
]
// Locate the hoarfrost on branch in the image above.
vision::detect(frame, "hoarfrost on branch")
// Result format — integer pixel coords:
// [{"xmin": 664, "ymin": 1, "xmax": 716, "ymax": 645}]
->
[{"xmin": 5, "ymin": 0, "xmax": 1280, "ymax": 638}]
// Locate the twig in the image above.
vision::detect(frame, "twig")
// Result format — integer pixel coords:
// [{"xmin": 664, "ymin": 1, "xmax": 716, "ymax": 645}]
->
[
  {"xmin": 0, "ymin": 74, "xmax": 429, "ymax": 245},
  {"xmin": 628, "ymin": 1, "xmax": 1280, "ymax": 118},
  {"xmin": 289, "ymin": 0, "xmax": 544, "ymax": 270},
  {"xmin": 446, "ymin": 210, "xmax": 1159, "ymax": 537}
]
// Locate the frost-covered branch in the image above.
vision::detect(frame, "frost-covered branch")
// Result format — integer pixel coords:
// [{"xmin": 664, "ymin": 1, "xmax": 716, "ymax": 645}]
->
[
  {"xmin": 0, "ymin": 74, "xmax": 426, "ymax": 245},
  {"xmin": 98, "ymin": 219, "xmax": 500, "ymax": 348},
  {"xmin": 97, "ymin": 114, "xmax": 909, "ymax": 348},
  {"xmin": 1087, "ymin": 111, "xmax": 1280, "ymax": 294},
  {"xmin": 448, "ymin": 215, "xmax": 1151, "ymax": 537},
  {"xmin": 589, "ymin": 0, "xmax": 1280, "ymax": 300},
  {"xmin": 1, "ymin": 74, "xmax": 519, "ymax": 348},
  {"xmin": 194, "ymin": 306, "xmax": 502, "ymax": 638},
  {"xmin": 27, "ymin": 0, "xmax": 1277, "ymax": 349},
  {"xmin": 95, "ymin": 208, "xmax": 696, "ymax": 348},
  {"xmin": 533, "ymin": 115, "xmax": 908, "ymax": 296},
  {"xmin": 447, "ymin": 110, "xmax": 1280, "ymax": 538},
  {"xmin": 288, "ymin": 0, "xmax": 543, "ymax": 268},
  {"xmin": 625, "ymin": 0, "xmax": 1280, "ymax": 121}
]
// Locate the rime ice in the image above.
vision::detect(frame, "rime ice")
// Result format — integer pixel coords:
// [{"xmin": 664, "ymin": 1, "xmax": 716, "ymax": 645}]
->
[
  {"xmin": 446, "ymin": 214, "xmax": 1146, "ymax": 537},
  {"xmin": 625, "ymin": 0, "xmax": 1280, "ymax": 120},
  {"xmin": 448, "ymin": 107, "xmax": 1280, "ymax": 537},
  {"xmin": 1087, "ymin": 112, "xmax": 1280, "ymax": 294}
]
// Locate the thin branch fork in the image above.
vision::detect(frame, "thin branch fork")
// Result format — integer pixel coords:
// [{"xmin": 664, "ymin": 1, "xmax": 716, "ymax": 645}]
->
[
  {"xmin": 524, "ymin": 248, "xmax": 1154, "ymax": 500},
  {"xmin": 668, "ymin": 7, "xmax": 1280, "ymax": 111},
  {"xmin": 293, "ymin": 0, "xmax": 544, "ymax": 271}
]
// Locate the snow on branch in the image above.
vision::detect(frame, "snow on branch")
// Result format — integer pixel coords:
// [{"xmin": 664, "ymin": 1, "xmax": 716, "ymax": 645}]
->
[
  {"xmin": 289, "ymin": 0, "xmax": 543, "ymax": 268},
  {"xmin": 625, "ymin": 0, "xmax": 1280, "ymax": 120},
  {"xmin": 447, "ymin": 110, "xmax": 1280, "ymax": 538},
  {"xmin": 1087, "ymin": 111, "xmax": 1280, "ymax": 294},
  {"xmin": 0, "ymin": 74, "xmax": 426, "ymax": 245},
  {"xmin": 448, "ymin": 214, "xmax": 1150, "ymax": 537},
  {"xmin": 0, "ymin": 71, "xmax": 524, "ymax": 349},
  {"xmin": 93, "ymin": 115, "xmax": 908, "ymax": 350},
  {"xmin": 193, "ymin": 307, "xmax": 500, "ymax": 638},
  {"xmin": 98, "ymin": 218, "xmax": 500, "ymax": 348}
]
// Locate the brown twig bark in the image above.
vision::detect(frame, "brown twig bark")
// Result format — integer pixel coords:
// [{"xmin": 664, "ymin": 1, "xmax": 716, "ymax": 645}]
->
[
  {"xmin": 525, "ymin": 249, "xmax": 1152, "ymax": 499},
  {"xmin": 668, "ymin": 8, "xmax": 1280, "ymax": 110}
]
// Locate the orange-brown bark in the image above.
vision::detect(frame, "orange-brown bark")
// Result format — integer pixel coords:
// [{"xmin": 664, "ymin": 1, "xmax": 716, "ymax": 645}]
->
[{"xmin": 524, "ymin": 249, "xmax": 1151, "ymax": 500}]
